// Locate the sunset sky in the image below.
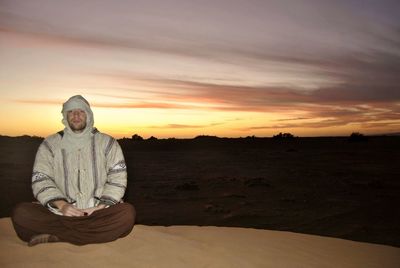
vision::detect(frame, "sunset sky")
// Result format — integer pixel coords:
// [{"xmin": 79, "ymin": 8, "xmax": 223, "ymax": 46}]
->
[{"xmin": 1, "ymin": 0, "xmax": 399, "ymax": 138}]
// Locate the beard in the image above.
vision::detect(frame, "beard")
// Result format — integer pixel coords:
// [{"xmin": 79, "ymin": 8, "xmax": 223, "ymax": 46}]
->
[{"xmin": 69, "ymin": 121, "xmax": 87, "ymax": 132}]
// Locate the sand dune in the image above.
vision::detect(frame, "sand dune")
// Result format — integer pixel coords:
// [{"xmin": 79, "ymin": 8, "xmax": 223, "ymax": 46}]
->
[{"xmin": 0, "ymin": 218, "xmax": 399, "ymax": 268}]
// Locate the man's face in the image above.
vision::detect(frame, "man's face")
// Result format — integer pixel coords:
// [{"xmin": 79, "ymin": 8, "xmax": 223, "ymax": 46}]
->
[{"xmin": 67, "ymin": 109, "xmax": 87, "ymax": 132}]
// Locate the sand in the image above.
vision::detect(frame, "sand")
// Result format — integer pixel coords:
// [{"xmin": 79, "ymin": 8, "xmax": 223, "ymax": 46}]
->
[{"xmin": 0, "ymin": 218, "xmax": 399, "ymax": 268}]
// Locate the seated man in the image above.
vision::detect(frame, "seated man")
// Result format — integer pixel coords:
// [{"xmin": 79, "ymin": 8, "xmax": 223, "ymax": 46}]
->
[{"xmin": 11, "ymin": 95, "xmax": 135, "ymax": 246}]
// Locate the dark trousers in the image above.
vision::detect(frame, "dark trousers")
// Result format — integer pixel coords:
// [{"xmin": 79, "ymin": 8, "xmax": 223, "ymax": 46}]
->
[{"xmin": 11, "ymin": 202, "xmax": 135, "ymax": 245}]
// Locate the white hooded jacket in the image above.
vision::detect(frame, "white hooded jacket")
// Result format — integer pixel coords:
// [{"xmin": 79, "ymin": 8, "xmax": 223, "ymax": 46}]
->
[{"xmin": 32, "ymin": 95, "xmax": 127, "ymax": 212}]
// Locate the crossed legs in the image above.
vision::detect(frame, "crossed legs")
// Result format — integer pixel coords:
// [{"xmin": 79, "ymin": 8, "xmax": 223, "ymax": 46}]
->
[{"xmin": 11, "ymin": 202, "xmax": 135, "ymax": 246}]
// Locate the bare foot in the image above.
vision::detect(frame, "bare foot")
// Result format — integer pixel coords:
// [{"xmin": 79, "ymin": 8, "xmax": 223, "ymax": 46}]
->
[{"xmin": 28, "ymin": 234, "xmax": 60, "ymax": 247}]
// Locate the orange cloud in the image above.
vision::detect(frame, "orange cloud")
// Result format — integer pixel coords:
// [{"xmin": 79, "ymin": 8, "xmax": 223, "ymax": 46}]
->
[
  {"xmin": 150, "ymin": 123, "xmax": 224, "ymax": 129},
  {"xmin": 14, "ymin": 99, "xmax": 195, "ymax": 110}
]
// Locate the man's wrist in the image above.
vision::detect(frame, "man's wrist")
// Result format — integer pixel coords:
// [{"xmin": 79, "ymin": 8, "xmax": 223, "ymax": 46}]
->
[{"xmin": 52, "ymin": 200, "xmax": 68, "ymax": 210}]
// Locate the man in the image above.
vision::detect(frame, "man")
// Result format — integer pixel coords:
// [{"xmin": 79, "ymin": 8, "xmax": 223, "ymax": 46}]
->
[{"xmin": 11, "ymin": 95, "xmax": 135, "ymax": 246}]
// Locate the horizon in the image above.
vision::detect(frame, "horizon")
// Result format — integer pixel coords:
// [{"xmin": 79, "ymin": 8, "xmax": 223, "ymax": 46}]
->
[
  {"xmin": 1, "ymin": 1, "xmax": 399, "ymax": 138},
  {"xmin": 1, "ymin": 131, "xmax": 398, "ymax": 140}
]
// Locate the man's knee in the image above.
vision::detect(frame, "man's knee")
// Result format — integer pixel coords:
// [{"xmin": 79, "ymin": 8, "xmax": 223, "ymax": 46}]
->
[
  {"xmin": 118, "ymin": 203, "xmax": 136, "ymax": 233},
  {"xmin": 11, "ymin": 202, "xmax": 34, "ymax": 226},
  {"xmin": 121, "ymin": 202, "xmax": 136, "ymax": 224}
]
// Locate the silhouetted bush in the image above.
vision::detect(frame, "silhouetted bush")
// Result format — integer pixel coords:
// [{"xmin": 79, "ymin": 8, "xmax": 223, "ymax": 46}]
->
[
  {"xmin": 193, "ymin": 135, "xmax": 219, "ymax": 140},
  {"xmin": 273, "ymin": 132, "xmax": 295, "ymax": 139},
  {"xmin": 147, "ymin": 136, "xmax": 158, "ymax": 141},
  {"xmin": 131, "ymin": 134, "xmax": 144, "ymax": 141},
  {"xmin": 348, "ymin": 132, "xmax": 368, "ymax": 142}
]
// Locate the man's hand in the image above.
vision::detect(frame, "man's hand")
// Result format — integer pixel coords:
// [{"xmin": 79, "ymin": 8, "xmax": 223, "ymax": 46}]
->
[
  {"xmin": 61, "ymin": 204, "xmax": 86, "ymax": 217},
  {"xmin": 52, "ymin": 200, "xmax": 85, "ymax": 217},
  {"xmin": 51, "ymin": 200, "xmax": 107, "ymax": 216},
  {"xmin": 82, "ymin": 204, "xmax": 107, "ymax": 216}
]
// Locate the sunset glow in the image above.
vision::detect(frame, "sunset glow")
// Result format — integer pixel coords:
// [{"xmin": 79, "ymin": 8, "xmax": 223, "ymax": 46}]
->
[{"xmin": 1, "ymin": 0, "xmax": 399, "ymax": 138}]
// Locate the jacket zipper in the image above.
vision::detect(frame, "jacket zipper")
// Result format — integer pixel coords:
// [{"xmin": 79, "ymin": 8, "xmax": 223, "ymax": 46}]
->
[
  {"xmin": 78, "ymin": 169, "xmax": 81, "ymax": 192},
  {"xmin": 78, "ymin": 151, "xmax": 81, "ymax": 193}
]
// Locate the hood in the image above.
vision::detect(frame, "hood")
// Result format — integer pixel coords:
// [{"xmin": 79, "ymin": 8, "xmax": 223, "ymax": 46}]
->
[{"xmin": 61, "ymin": 95, "xmax": 94, "ymax": 133}]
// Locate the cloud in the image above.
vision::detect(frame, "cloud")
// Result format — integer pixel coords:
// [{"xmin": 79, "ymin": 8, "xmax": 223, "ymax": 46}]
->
[
  {"xmin": 2, "ymin": 1, "xmax": 399, "ymax": 76},
  {"xmin": 3, "ymin": 0, "xmax": 400, "ymax": 133},
  {"xmin": 239, "ymin": 105, "xmax": 400, "ymax": 131},
  {"xmin": 124, "ymin": 77, "xmax": 400, "ymax": 130},
  {"xmin": 13, "ymin": 71, "xmax": 400, "ymax": 133},
  {"xmin": 274, "ymin": 117, "xmax": 310, "ymax": 122},
  {"xmin": 240, "ymin": 118, "xmax": 346, "ymax": 130},
  {"xmin": 131, "ymin": 76, "xmax": 400, "ymax": 108},
  {"xmin": 149, "ymin": 122, "xmax": 224, "ymax": 129},
  {"xmin": 13, "ymin": 99, "xmax": 63, "ymax": 106},
  {"xmin": 14, "ymin": 98, "xmax": 196, "ymax": 110},
  {"xmin": 0, "ymin": 9, "xmax": 222, "ymax": 61}
]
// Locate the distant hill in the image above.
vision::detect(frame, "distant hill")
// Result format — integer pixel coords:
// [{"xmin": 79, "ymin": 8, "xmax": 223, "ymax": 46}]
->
[
  {"xmin": 371, "ymin": 132, "xmax": 400, "ymax": 136},
  {"xmin": 0, "ymin": 135, "xmax": 43, "ymax": 141}
]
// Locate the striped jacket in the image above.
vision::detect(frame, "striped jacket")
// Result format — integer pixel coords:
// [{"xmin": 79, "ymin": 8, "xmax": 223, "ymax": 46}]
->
[{"xmin": 32, "ymin": 129, "xmax": 127, "ymax": 211}]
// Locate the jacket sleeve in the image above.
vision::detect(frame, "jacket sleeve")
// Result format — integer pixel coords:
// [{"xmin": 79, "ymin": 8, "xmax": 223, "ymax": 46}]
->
[
  {"xmin": 32, "ymin": 140, "xmax": 67, "ymax": 207},
  {"xmin": 99, "ymin": 138, "xmax": 127, "ymax": 205}
]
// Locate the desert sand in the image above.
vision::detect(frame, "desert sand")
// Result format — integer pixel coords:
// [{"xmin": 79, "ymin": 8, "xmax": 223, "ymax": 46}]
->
[{"xmin": 0, "ymin": 218, "xmax": 399, "ymax": 268}]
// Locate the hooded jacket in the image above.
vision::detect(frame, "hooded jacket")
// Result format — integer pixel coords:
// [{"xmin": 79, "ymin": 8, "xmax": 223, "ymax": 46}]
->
[{"xmin": 32, "ymin": 95, "xmax": 127, "ymax": 212}]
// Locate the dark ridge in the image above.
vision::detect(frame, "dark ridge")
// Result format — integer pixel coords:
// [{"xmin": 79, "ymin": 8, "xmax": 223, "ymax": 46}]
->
[{"xmin": 0, "ymin": 134, "xmax": 399, "ymax": 247}]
